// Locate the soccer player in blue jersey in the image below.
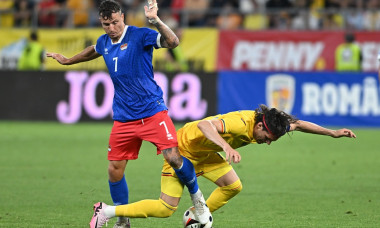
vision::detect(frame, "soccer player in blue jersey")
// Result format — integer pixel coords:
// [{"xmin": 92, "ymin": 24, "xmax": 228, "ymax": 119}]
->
[{"xmin": 47, "ymin": 1, "xmax": 211, "ymax": 227}]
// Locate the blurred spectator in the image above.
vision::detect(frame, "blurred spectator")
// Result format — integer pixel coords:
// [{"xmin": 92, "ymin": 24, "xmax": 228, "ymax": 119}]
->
[
  {"xmin": 55, "ymin": 0, "xmax": 68, "ymax": 27},
  {"xmin": 322, "ymin": 11, "xmax": 344, "ymax": 30},
  {"xmin": 89, "ymin": 0, "xmax": 103, "ymax": 26},
  {"xmin": 124, "ymin": 0, "xmax": 146, "ymax": 27},
  {"xmin": 208, "ymin": 0, "xmax": 237, "ymax": 24},
  {"xmin": 291, "ymin": 0, "xmax": 310, "ymax": 30},
  {"xmin": 184, "ymin": 0, "xmax": 209, "ymax": 27},
  {"xmin": 325, "ymin": 0, "xmax": 340, "ymax": 8},
  {"xmin": 335, "ymin": 32, "xmax": 362, "ymax": 72},
  {"xmin": 265, "ymin": 0, "xmax": 293, "ymax": 29},
  {"xmin": 17, "ymin": 31, "xmax": 45, "ymax": 71},
  {"xmin": 216, "ymin": 5, "xmax": 243, "ymax": 29},
  {"xmin": 37, "ymin": 0, "xmax": 56, "ymax": 27},
  {"xmin": 362, "ymin": 0, "xmax": 380, "ymax": 30},
  {"xmin": 207, "ymin": 0, "xmax": 242, "ymax": 29},
  {"xmin": 239, "ymin": 0, "xmax": 258, "ymax": 14},
  {"xmin": 0, "ymin": 0, "xmax": 14, "ymax": 27},
  {"xmin": 242, "ymin": 0, "xmax": 267, "ymax": 30},
  {"xmin": 169, "ymin": 0, "xmax": 185, "ymax": 23},
  {"xmin": 309, "ymin": 0, "xmax": 324, "ymax": 30},
  {"xmin": 67, "ymin": 0, "xmax": 89, "ymax": 27},
  {"xmin": 157, "ymin": 0, "xmax": 172, "ymax": 8},
  {"xmin": 13, "ymin": 0, "xmax": 34, "ymax": 27},
  {"xmin": 344, "ymin": 0, "xmax": 365, "ymax": 30}
]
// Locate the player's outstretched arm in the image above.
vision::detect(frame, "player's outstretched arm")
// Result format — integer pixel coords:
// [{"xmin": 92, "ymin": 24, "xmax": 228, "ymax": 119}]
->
[
  {"xmin": 197, "ymin": 119, "xmax": 242, "ymax": 164},
  {"xmin": 46, "ymin": 45, "xmax": 101, "ymax": 65},
  {"xmin": 144, "ymin": 0, "xmax": 179, "ymax": 49},
  {"xmin": 289, "ymin": 120, "xmax": 356, "ymax": 138}
]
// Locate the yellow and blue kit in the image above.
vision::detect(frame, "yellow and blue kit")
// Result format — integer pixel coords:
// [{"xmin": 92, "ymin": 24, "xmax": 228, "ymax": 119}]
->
[{"xmin": 161, "ymin": 110, "xmax": 257, "ymax": 198}]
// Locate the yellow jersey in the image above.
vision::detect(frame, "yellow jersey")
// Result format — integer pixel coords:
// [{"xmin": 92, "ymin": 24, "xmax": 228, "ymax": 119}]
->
[{"xmin": 177, "ymin": 110, "xmax": 257, "ymax": 158}]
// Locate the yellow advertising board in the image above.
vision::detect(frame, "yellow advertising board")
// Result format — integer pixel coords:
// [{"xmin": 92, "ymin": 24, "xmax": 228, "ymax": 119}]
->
[
  {"xmin": 0, "ymin": 28, "xmax": 106, "ymax": 70},
  {"xmin": 0, "ymin": 28, "xmax": 217, "ymax": 72},
  {"xmin": 153, "ymin": 28, "xmax": 218, "ymax": 72}
]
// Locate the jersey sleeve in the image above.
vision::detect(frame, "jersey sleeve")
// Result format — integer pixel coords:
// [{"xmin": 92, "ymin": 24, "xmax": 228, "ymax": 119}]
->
[
  {"xmin": 142, "ymin": 28, "xmax": 160, "ymax": 49},
  {"xmin": 219, "ymin": 115, "xmax": 247, "ymax": 135},
  {"xmin": 377, "ymin": 50, "xmax": 380, "ymax": 61},
  {"xmin": 94, "ymin": 35, "xmax": 105, "ymax": 55}
]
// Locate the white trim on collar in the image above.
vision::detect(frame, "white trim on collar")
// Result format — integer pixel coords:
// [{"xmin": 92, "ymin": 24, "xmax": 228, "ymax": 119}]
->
[{"xmin": 111, "ymin": 25, "xmax": 128, "ymax": 45}]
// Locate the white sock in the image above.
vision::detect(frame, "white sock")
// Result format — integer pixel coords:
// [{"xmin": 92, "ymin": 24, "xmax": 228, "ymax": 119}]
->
[
  {"xmin": 191, "ymin": 188, "xmax": 202, "ymax": 199},
  {"xmin": 104, "ymin": 206, "xmax": 116, "ymax": 218}
]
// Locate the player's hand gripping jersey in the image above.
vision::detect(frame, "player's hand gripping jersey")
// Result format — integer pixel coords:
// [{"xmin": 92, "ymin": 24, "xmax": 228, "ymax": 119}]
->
[{"xmin": 95, "ymin": 26, "xmax": 166, "ymax": 121}]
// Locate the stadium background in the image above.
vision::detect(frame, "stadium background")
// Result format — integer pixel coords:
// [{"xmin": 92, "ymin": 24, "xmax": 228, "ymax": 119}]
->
[
  {"xmin": 1, "ymin": 0, "xmax": 380, "ymax": 227},
  {"xmin": 1, "ymin": 28, "xmax": 380, "ymax": 126}
]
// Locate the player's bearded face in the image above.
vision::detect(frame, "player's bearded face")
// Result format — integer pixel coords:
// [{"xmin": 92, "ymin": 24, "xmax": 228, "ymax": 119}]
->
[{"xmin": 100, "ymin": 12, "xmax": 125, "ymax": 41}]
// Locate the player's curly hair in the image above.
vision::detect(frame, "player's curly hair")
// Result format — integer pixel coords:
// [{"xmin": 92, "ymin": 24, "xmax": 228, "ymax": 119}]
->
[
  {"xmin": 254, "ymin": 104, "xmax": 298, "ymax": 138},
  {"xmin": 99, "ymin": 0, "xmax": 122, "ymax": 20}
]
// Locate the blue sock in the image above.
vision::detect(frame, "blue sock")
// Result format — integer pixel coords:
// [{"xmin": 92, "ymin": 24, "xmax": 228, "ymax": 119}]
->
[
  {"xmin": 174, "ymin": 156, "xmax": 199, "ymax": 194},
  {"xmin": 109, "ymin": 174, "xmax": 129, "ymax": 205}
]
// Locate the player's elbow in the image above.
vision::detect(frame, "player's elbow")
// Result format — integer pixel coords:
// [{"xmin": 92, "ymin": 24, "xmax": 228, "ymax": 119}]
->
[
  {"xmin": 197, "ymin": 120, "xmax": 206, "ymax": 128},
  {"xmin": 168, "ymin": 37, "xmax": 179, "ymax": 49},
  {"xmin": 197, "ymin": 120, "xmax": 210, "ymax": 132}
]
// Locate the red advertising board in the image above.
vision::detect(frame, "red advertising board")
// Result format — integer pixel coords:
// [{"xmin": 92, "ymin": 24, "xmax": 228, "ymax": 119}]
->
[{"xmin": 218, "ymin": 31, "xmax": 380, "ymax": 72}]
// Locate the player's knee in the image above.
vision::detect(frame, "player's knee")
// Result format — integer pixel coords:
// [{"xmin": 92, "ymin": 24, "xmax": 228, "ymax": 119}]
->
[
  {"xmin": 222, "ymin": 179, "xmax": 243, "ymax": 197},
  {"xmin": 108, "ymin": 169, "xmax": 125, "ymax": 182},
  {"xmin": 164, "ymin": 149, "xmax": 182, "ymax": 169},
  {"xmin": 234, "ymin": 181, "xmax": 243, "ymax": 195}
]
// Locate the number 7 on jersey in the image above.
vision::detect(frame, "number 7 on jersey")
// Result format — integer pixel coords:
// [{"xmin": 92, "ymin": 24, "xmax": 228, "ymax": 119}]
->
[{"xmin": 113, "ymin": 57, "xmax": 118, "ymax": 72}]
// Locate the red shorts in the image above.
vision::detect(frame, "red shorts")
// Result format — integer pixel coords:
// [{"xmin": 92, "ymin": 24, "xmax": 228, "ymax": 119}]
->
[{"xmin": 108, "ymin": 110, "xmax": 178, "ymax": 161}]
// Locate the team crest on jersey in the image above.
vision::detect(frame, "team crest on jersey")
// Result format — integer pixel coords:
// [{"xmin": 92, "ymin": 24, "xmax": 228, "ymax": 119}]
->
[
  {"xmin": 120, "ymin": 43, "xmax": 128, "ymax": 50},
  {"xmin": 266, "ymin": 74, "xmax": 295, "ymax": 113},
  {"xmin": 104, "ymin": 48, "xmax": 108, "ymax": 55}
]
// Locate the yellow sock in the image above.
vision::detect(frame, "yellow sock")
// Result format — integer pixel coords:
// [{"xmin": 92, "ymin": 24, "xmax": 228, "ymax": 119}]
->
[
  {"xmin": 115, "ymin": 198, "xmax": 177, "ymax": 218},
  {"xmin": 206, "ymin": 179, "xmax": 243, "ymax": 212}
]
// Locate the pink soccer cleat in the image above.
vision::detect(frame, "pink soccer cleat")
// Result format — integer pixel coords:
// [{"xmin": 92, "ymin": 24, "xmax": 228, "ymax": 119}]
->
[{"xmin": 89, "ymin": 202, "xmax": 110, "ymax": 228}]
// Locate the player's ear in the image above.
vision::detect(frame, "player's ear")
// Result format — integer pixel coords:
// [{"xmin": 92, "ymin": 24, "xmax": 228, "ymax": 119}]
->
[{"xmin": 255, "ymin": 122, "xmax": 263, "ymax": 131}]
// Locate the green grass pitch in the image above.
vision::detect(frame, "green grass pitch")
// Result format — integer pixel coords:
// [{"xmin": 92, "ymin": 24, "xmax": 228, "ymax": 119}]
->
[{"xmin": 0, "ymin": 121, "xmax": 379, "ymax": 227}]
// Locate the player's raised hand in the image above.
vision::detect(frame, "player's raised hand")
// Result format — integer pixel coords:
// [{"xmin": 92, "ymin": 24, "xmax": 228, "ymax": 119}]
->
[
  {"xmin": 332, "ymin": 128, "xmax": 356, "ymax": 138},
  {"xmin": 46, "ymin": 52, "xmax": 69, "ymax": 65},
  {"xmin": 144, "ymin": 0, "xmax": 160, "ymax": 24},
  {"xmin": 224, "ymin": 147, "xmax": 241, "ymax": 164}
]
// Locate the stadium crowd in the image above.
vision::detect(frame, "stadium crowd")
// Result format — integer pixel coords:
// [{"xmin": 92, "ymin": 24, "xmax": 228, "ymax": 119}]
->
[{"xmin": 0, "ymin": 0, "xmax": 380, "ymax": 30}]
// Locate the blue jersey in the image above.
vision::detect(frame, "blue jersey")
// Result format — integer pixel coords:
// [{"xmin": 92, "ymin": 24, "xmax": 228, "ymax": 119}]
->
[{"xmin": 95, "ymin": 25, "xmax": 167, "ymax": 122}]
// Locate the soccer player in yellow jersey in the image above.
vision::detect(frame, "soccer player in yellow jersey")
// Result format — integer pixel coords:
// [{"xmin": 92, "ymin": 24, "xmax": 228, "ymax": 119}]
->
[{"xmin": 90, "ymin": 104, "xmax": 356, "ymax": 226}]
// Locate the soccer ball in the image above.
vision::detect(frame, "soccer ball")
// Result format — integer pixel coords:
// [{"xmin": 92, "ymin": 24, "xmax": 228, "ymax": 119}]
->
[
  {"xmin": 183, "ymin": 206, "xmax": 213, "ymax": 228},
  {"xmin": 183, "ymin": 206, "xmax": 200, "ymax": 228}
]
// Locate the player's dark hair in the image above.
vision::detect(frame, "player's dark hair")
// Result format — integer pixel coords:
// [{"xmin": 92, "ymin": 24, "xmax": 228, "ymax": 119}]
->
[
  {"xmin": 99, "ymin": 0, "xmax": 122, "ymax": 20},
  {"xmin": 254, "ymin": 104, "xmax": 298, "ymax": 138}
]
